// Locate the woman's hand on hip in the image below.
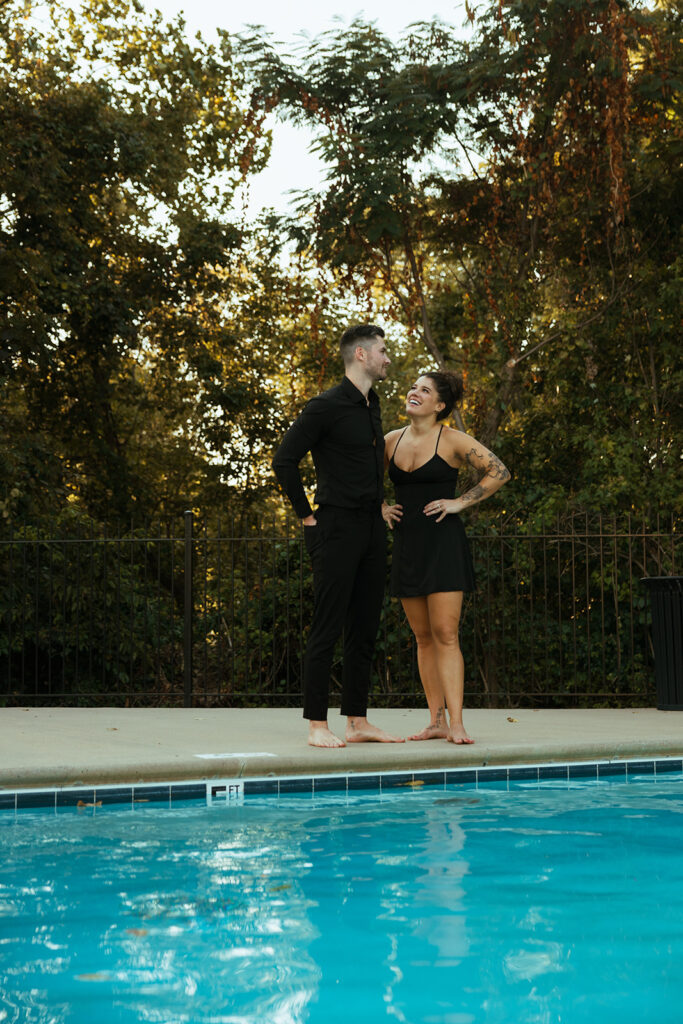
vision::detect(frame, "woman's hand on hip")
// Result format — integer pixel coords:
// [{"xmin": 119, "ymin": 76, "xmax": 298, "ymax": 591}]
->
[
  {"xmin": 382, "ymin": 503, "xmax": 403, "ymax": 530},
  {"xmin": 424, "ymin": 499, "xmax": 458, "ymax": 523}
]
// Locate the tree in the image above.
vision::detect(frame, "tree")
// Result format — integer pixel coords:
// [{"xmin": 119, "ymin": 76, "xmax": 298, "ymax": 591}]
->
[
  {"xmin": 0, "ymin": 0, "xmax": 269, "ymax": 522},
  {"xmin": 244, "ymin": 0, "xmax": 681, "ymax": 513}
]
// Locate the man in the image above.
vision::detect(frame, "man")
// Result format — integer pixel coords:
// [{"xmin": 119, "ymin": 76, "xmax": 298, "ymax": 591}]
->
[{"xmin": 273, "ymin": 324, "xmax": 404, "ymax": 748}]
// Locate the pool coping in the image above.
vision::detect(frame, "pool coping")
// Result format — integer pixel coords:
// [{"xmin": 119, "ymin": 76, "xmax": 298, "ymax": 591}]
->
[
  {"xmin": 2, "ymin": 707, "xmax": 683, "ymax": 792},
  {"xmin": 2, "ymin": 755, "xmax": 682, "ymax": 814}
]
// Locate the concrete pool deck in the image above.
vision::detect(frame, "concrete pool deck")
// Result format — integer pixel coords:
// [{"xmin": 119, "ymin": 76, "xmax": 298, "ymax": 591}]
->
[{"xmin": 0, "ymin": 706, "xmax": 682, "ymax": 790}]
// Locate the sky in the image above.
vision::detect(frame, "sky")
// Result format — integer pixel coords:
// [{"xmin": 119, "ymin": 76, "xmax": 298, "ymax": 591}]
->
[{"xmin": 143, "ymin": 0, "xmax": 469, "ymax": 215}]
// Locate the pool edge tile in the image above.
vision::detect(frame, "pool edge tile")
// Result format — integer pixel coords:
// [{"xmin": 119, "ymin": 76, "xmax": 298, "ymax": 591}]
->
[
  {"xmin": 278, "ymin": 778, "xmax": 314, "ymax": 795},
  {"xmin": 3, "ymin": 755, "xmax": 683, "ymax": 814},
  {"xmin": 96, "ymin": 787, "xmax": 134, "ymax": 807},
  {"xmin": 16, "ymin": 790, "xmax": 57, "ymax": 810},
  {"xmin": 597, "ymin": 761, "xmax": 627, "ymax": 778},
  {"xmin": 311, "ymin": 776, "xmax": 347, "ymax": 794},
  {"xmin": 170, "ymin": 783, "xmax": 208, "ymax": 803},
  {"xmin": 477, "ymin": 767, "xmax": 508, "ymax": 784},
  {"xmin": 539, "ymin": 765, "xmax": 570, "ymax": 781},
  {"xmin": 509, "ymin": 766, "xmax": 539, "ymax": 782},
  {"xmin": 445, "ymin": 769, "xmax": 477, "ymax": 786},
  {"xmin": 347, "ymin": 774, "xmax": 381, "ymax": 792},
  {"xmin": 132, "ymin": 785, "xmax": 171, "ymax": 806},
  {"xmin": 381, "ymin": 773, "xmax": 416, "ymax": 790},
  {"xmin": 413, "ymin": 771, "xmax": 446, "ymax": 789},
  {"xmin": 626, "ymin": 760, "xmax": 655, "ymax": 776},
  {"xmin": 244, "ymin": 779, "xmax": 280, "ymax": 796},
  {"xmin": 56, "ymin": 788, "xmax": 97, "ymax": 809}
]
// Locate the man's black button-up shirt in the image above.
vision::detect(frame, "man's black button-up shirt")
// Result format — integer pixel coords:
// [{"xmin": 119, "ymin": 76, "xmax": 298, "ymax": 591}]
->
[{"xmin": 273, "ymin": 377, "xmax": 385, "ymax": 518}]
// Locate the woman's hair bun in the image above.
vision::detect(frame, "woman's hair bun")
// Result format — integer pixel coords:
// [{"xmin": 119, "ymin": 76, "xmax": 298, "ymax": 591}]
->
[{"xmin": 423, "ymin": 370, "xmax": 463, "ymax": 421}]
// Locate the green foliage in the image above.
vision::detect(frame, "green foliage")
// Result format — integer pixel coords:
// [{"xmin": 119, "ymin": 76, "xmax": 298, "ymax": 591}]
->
[
  {"xmin": 2, "ymin": 512, "xmax": 672, "ymax": 708},
  {"xmin": 0, "ymin": 511, "xmax": 185, "ymax": 704},
  {"xmin": 245, "ymin": 0, "xmax": 681, "ymax": 519},
  {"xmin": 3, "ymin": 0, "xmax": 679, "ymax": 526},
  {"xmin": 0, "ymin": 0, "xmax": 272, "ymax": 522}
]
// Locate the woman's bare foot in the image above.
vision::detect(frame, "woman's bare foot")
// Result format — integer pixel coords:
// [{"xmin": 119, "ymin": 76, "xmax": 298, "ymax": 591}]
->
[
  {"xmin": 447, "ymin": 724, "xmax": 474, "ymax": 745},
  {"xmin": 408, "ymin": 723, "xmax": 449, "ymax": 741},
  {"xmin": 309, "ymin": 721, "xmax": 345, "ymax": 747},
  {"xmin": 346, "ymin": 717, "xmax": 405, "ymax": 743}
]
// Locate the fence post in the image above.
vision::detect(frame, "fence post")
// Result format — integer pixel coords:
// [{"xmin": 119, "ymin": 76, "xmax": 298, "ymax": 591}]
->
[{"xmin": 183, "ymin": 510, "xmax": 193, "ymax": 708}]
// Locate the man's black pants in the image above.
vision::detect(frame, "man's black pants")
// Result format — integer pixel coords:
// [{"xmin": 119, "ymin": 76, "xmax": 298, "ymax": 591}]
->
[{"xmin": 302, "ymin": 505, "xmax": 386, "ymax": 721}]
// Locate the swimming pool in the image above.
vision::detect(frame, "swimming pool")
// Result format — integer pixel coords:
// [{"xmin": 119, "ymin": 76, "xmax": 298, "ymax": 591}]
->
[{"xmin": 1, "ymin": 769, "xmax": 682, "ymax": 1024}]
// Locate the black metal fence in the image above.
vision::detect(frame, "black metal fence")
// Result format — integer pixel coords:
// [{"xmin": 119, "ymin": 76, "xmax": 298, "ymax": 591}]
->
[{"xmin": 0, "ymin": 512, "xmax": 678, "ymax": 709}]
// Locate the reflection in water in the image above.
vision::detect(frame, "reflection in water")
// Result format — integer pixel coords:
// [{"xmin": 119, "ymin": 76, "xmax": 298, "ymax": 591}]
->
[
  {"xmin": 0, "ymin": 809, "xmax": 321, "ymax": 1023},
  {"xmin": 294, "ymin": 797, "xmax": 473, "ymax": 1023},
  {"xmin": 382, "ymin": 804, "xmax": 471, "ymax": 1021}
]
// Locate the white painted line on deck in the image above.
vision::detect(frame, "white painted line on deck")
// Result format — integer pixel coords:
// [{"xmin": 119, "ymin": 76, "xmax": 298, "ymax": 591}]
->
[{"xmin": 194, "ymin": 752, "xmax": 277, "ymax": 759}]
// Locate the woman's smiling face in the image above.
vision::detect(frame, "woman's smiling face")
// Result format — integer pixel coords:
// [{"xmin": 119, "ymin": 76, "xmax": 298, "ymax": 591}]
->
[{"xmin": 405, "ymin": 376, "xmax": 445, "ymax": 419}]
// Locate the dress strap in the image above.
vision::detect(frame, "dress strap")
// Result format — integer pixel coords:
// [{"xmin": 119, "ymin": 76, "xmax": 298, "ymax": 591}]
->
[
  {"xmin": 391, "ymin": 427, "xmax": 409, "ymax": 460},
  {"xmin": 434, "ymin": 424, "xmax": 444, "ymax": 455}
]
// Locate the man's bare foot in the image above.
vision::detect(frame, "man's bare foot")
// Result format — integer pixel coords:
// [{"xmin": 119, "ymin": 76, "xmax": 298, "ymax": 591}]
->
[
  {"xmin": 447, "ymin": 725, "xmax": 474, "ymax": 745},
  {"xmin": 309, "ymin": 721, "xmax": 345, "ymax": 748},
  {"xmin": 346, "ymin": 717, "xmax": 405, "ymax": 743},
  {"xmin": 408, "ymin": 723, "xmax": 449, "ymax": 741}
]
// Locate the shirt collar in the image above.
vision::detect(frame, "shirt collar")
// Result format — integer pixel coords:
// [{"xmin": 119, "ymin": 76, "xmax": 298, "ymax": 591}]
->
[{"xmin": 341, "ymin": 376, "xmax": 379, "ymax": 406}]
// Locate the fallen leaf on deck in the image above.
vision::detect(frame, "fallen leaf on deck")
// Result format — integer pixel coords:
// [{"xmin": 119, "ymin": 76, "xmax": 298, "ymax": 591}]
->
[{"xmin": 507, "ymin": 717, "xmax": 518, "ymax": 723}]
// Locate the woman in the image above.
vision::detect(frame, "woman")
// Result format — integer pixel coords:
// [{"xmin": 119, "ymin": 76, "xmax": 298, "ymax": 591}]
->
[{"xmin": 382, "ymin": 371, "xmax": 510, "ymax": 744}]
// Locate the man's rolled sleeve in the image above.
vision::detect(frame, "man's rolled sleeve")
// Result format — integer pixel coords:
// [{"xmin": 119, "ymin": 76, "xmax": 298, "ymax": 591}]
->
[{"xmin": 272, "ymin": 398, "xmax": 329, "ymax": 518}]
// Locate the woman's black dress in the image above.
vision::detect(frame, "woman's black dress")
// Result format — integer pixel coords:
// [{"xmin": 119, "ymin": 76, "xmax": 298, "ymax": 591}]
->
[{"xmin": 389, "ymin": 426, "xmax": 476, "ymax": 598}]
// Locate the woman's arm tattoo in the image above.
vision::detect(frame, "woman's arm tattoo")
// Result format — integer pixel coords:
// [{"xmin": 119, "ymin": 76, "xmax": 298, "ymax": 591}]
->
[
  {"xmin": 460, "ymin": 483, "xmax": 486, "ymax": 506},
  {"xmin": 464, "ymin": 447, "xmax": 510, "ymax": 480},
  {"xmin": 464, "ymin": 446, "xmax": 483, "ymax": 468},
  {"xmin": 487, "ymin": 453, "xmax": 511, "ymax": 481}
]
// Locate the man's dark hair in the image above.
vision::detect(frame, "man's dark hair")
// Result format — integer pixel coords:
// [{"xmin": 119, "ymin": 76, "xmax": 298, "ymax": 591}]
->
[{"xmin": 339, "ymin": 324, "xmax": 385, "ymax": 366}]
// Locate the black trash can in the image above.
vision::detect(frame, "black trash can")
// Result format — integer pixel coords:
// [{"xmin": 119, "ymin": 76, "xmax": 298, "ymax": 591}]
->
[{"xmin": 641, "ymin": 576, "xmax": 683, "ymax": 710}]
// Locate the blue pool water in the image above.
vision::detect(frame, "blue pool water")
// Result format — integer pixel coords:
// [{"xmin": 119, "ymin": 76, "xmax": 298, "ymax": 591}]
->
[{"xmin": 1, "ymin": 775, "xmax": 683, "ymax": 1024}]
